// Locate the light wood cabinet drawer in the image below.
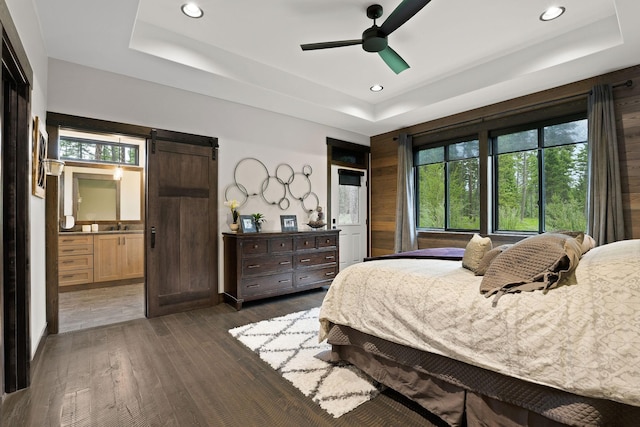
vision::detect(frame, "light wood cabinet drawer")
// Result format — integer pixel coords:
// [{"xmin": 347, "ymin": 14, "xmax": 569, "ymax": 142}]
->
[
  {"xmin": 59, "ymin": 234, "xmax": 93, "ymax": 245},
  {"xmin": 59, "ymin": 254, "xmax": 94, "ymax": 271},
  {"xmin": 59, "ymin": 244, "xmax": 93, "ymax": 256},
  {"xmin": 59, "ymin": 269, "xmax": 94, "ymax": 286}
]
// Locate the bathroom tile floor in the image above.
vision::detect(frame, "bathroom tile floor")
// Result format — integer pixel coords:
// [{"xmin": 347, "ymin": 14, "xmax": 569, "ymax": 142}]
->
[{"xmin": 58, "ymin": 283, "xmax": 145, "ymax": 333}]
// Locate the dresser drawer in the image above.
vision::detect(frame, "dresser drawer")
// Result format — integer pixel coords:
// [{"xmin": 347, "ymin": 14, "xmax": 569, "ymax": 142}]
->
[
  {"xmin": 271, "ymin": 237, "xmax": 293, "ymax": 253},
  {"xmin": 242, "ymin": 272, "xmax": 293, "ymax": 297},
  {"xmin": 294, "ymin": 236, "xmax": 316, "ymax": 250},
  {"xmin": 295, "ymin": 250, "xmax": 337, "ymax": 267},
  {"xmin": 295, "ymin": 266, "xmax": 337, "ymax": 287},
  {"xmin": 59, "ymin": 254, "xmax": 94, "ymax": 271},
  {"xmin": 59, "ymin": 244, "xmax": 93, "ymax": 256},
  {"xmin": 59, "ymin": 234, "xmax": 93, "ymax": 246},
  {"xmin": 59, "ymin": 269, "xmax": 94, "ymax": 286},
  {"xmin": 242, "ymin": 239, "xmax": 269, "ymax": 255},
  {"xmin": 242, "ymin": 255, "xmax": 293, "ymax": 276},
  {"xmin": 317, "ymin": 235, "xmax": 337, "ymax": 248}
]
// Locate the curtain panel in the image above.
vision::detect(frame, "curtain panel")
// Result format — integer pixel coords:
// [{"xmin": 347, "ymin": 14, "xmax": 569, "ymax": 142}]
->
[
  {"xmin": 587, "ymin": 84, "xmax": 625, "ymax": 245},
  {"xmin": 394, "ymin": 133, "xmax": 418, "ymax": 252}
]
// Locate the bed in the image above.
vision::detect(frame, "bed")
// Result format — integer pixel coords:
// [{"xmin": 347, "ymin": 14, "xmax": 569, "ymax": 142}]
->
[{"xmin": 319, "ymin": 236, "xmax": 640, "ymax": 426}]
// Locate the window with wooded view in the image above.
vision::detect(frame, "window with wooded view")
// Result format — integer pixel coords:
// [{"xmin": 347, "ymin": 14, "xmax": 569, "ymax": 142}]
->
[
  {"xmin": 414, "ymin": 115, "xmax": 588, "ymax": 233},
  {"xmin": 59, "ymin": 136, "xmax": 139, "ymax": 165},
  {"xmin": 493, "ymin": 117, "xmax": 588, "ymax": 232},
  {"xmin": 415, "ymin": 139, "xmax": 480, "ymax": 230}
]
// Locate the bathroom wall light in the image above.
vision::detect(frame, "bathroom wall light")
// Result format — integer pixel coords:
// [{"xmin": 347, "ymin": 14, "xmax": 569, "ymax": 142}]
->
[
  {"xmin": 113, "ymin": 166, "xmax": 123, "ymax": 181},
  {"xmin": 181, "ymin": 3, "xmax": 204, "ymax": 19},
  {"xmin": 540, "ymin": 6, "xmax": 565, "ymax": 21},
  {"xmin": 43, "ymin": 159, "xmax": 65, "ymax": 177}
]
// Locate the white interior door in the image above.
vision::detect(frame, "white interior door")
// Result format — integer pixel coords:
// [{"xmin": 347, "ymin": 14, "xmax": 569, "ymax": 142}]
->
[{"xmin": 330, "ymin": 165, "xmax": 368, "ymax": 271}]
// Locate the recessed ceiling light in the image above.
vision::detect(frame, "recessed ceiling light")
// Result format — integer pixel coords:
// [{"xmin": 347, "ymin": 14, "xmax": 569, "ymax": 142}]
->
[
  {"xmin": 370, "ymin": 84, "xmax": 383, "ymax": 92},
  {"xmin": 540, "ymin": 6, "xmax": 565, "ymax": 21},
  {"xmin": 181, "ymin": 3, "xmax": 204, "ymax": 19}
]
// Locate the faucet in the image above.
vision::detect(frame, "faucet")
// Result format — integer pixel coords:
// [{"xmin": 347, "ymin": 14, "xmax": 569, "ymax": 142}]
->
[{"xmin": 117, "ymin": 222, "xmax": 122, "ymax": 230}]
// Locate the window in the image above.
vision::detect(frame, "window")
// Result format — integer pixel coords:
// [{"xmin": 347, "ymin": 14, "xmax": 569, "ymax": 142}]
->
[
  {"xmin": 59, "ymin": 136, "xmax": 139, "ymax": 165},
  {"xmin": 492, "ymin": 117, "xmax": 588, "ymax": 232},
  {"xmin": 415, "ymin": 139, "xmax": 480, "ymax": 230}
]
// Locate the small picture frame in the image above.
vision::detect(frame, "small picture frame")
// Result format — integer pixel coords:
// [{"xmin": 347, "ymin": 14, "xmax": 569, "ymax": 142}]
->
[
  {"xmin": 239, "ymin": 215, "xmax": 257, "ymax": 233},
  {"xmin": 280, "ymin": 215, "xmax": 298, "ymax": 232},
  {"xmin": 32, "ymin": 116, "xmax": 47, "ymax": 199}
]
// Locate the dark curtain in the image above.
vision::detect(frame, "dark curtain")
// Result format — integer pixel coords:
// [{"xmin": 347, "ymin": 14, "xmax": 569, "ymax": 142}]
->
[
  {"xmin": 394, "ymin": 133, "xmax": 418, "ymax": 252},
  {"xmin": 587, "ymin": 84, "xmax": 625, "ymax": 245}
]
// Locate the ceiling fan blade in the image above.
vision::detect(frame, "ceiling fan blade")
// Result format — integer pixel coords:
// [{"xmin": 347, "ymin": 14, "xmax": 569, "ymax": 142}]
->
[
  {"xmin": 379, "ymin": 46, "xmax": 409, "ymax": 74},
  {"xmin": 301, "ymin": 39, "xmax": 362, "ymax": 51},
  {"xmin": 380, "ymin": 0, "xmax": 432, "ymax": 36}
]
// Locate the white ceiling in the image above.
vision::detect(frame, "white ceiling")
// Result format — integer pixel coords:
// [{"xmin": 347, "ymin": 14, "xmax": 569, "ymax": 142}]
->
[{"xmin": 33, "ymin": 0, "xmax": 640, "ymax": 137}]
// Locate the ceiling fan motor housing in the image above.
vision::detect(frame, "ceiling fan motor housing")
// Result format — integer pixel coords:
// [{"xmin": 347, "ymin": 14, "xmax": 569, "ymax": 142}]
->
[{"xmin": 362, "ymin": 26, "xmax": 388, "ymax": 52}]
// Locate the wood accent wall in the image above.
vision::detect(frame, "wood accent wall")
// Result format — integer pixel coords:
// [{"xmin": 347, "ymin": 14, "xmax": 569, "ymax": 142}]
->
[{"xmin": 370, "ymin": 64, "xmax": 640, "ymax": 256}]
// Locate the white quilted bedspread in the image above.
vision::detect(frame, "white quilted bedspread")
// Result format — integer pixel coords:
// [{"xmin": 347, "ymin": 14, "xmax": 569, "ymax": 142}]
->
[{"xmin": 319, "ymin": 239, "xmax": 640, "ymax": 406}]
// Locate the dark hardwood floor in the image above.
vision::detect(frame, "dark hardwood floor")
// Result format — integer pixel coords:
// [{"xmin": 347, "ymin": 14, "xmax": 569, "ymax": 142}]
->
[{"xmin": 1, "ymin": 288, "xmax": 446, "ymax": 426}]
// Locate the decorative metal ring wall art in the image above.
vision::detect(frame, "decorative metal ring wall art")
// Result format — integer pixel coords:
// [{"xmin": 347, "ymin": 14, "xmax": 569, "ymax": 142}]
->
[{"xmin": 224, "ymin": 157, "xmax": 319, "ymax": 212}]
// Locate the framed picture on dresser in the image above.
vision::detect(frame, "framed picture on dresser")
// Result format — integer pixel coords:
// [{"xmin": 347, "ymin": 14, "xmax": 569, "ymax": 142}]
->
[
  {"xmin": 280, "ymin": 215, "xmax": 298, "ymax": 232},
  {"xmin": 239, "ymin": 215, "xmax": 257, "ymax": 233}
]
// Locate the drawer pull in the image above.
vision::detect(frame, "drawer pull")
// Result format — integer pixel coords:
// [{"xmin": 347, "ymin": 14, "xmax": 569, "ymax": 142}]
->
[
  {"xmin": 326, "ymin": 239, "xmax": 331, "ymax": 244},
  {"xmin": 247, "ymin": 284, "xmax": 260, "ymax": 288},
  {"xmin": 300, "ymin": 259, "xmax": 311, "ymax": 263},
  {"xmin": 304, "ymin": 241, "xmax": 310, "ymax": 245},
  {"xmin": 278, "ymin": 279, "xmax": 291, "ymax": 283},
  {"xmin": 253, "ymin": 244, "xmax": 259, "ymax": 249},
  {"xmin": 62, "ymin": 249, "xmax": 75, "ymax": 252},
  {"xmin": 325, "ymin": 256, "xmax": 335, "ymax": 260},
  {"xmin": 280, "ymin": 243, "xmax": 285, "ymax": 247},
  {"xmin": 62, "ymin": 275, "xmax": 75, "ymax": 279},
  {"xmin": 279, "ymin": 261, "xmax": 291, "ymax": 265},
  {"xmin": 247, "ymin": 264, "xmax": 261, "ymax": 269},
  {"xmin": 299, "ymin": 276, "xmax": 309, "ymax": 280},
  {"xmin": 325, "ymin": 272, "xmax": 335, "ymax": 276},
  {"xmin": 61, "ymin": 260, "xmax": 75, "ymax": 264}
]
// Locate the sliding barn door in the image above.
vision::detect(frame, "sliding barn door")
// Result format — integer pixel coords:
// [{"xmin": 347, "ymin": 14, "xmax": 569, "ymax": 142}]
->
[{"xmin": 146, "ymin": 130, "xmax": 218, "ymax": 317}]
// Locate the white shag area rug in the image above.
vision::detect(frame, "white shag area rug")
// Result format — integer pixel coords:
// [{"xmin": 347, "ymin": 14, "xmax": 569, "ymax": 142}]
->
[{"xmin": 229, "ymin": 307, "xmax": 381, "ymax": 418}]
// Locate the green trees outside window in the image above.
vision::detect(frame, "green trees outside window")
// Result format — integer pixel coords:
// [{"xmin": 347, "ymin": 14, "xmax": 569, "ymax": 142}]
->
[
  {"xmin": 59, "ymin": 136, "xmax": 139, "ymax": 165},
  {"xmin": 414, "ymin": 116, "xmax": 588, "ymax": 233},
  {"xmin": 416, "ymin": 140, "xmax": 480, "ymax": 230},
  {"xmin": 494, "ymin": 118, "xmax": 587, "ymax": 232}
]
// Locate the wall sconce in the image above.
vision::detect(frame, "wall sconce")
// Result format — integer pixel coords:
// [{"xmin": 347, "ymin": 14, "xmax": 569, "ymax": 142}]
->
[
  {"xmin": 113, "ymin": 166, "xmax": 123, "ymax": 180},
  {"xmin": 43, "ymin": 159, "xmax": 65, "ymax": 177}
]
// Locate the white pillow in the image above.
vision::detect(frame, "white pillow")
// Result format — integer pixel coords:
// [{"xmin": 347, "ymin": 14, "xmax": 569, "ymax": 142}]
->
[
  {"xmin": 581, "ymin": 234, "xmax": 596, "ymax": 255},
  {"xmin": 462, "ymin": 234, "xmax": 492, "ymax": 273}
]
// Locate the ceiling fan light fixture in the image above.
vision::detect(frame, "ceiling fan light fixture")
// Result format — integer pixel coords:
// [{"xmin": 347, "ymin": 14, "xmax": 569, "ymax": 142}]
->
[
  {"xmin": 181, "ymin": 3, "xmax": 203, "ymax": 19},
  {"xmin": 540, "ymin": 6, "xmax": 565, "ymax": 21},
  {"xmin": 370, "ymin": 84, "xmax": 384, "ymax": 92}
]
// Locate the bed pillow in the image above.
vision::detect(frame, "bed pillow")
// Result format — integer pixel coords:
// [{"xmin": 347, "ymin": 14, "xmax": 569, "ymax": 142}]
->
[
  {"xmin": 475, "ymin": 244, "xmax": 512, "ymax": 276},
  {"xmin": 462, "ymin": 234, "xmax": 492, "ymax": 273},
  {"xmin": 480, "ymin": 233, "xmax": 582, "ymax": 306},
  {"xmin": 581, "ymin": 234, "xmax": 596, "ymax": 255}
]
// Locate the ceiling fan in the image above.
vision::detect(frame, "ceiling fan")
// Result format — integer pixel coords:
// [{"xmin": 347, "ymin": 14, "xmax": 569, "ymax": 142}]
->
[{"xmin": 300, "ymin": 1, "xmax": 432, "ymax": 74}]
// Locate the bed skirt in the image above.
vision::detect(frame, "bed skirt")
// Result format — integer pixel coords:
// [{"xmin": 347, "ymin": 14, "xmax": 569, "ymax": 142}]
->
[{"xmin": 325, "ymin": 324, "xmax": 640, "ymax": 426}]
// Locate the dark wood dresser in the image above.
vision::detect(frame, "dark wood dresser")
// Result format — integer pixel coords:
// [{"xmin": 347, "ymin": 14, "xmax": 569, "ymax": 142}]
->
[{"xmin": 223, "ymin": 229, "xmax": 339, "ymax": 310}]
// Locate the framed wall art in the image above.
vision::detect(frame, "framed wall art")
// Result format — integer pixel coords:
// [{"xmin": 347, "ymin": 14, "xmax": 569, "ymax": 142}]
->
[
  {"xmin": 239, "ymin": 214, "xmax": 257, "ymax": 233},
  {"xmin": 32, "ymin": 116, "xmax": 48, "ymax": 198},
  {"xmin": 280, "ymin": 215, "xmax": 298, "ymax": 232}
]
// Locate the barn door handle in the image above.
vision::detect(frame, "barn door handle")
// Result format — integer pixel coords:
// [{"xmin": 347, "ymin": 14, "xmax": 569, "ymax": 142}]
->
[{"xmin": 151, "ymin": 226, "xmax": 156, "ymax": 248}]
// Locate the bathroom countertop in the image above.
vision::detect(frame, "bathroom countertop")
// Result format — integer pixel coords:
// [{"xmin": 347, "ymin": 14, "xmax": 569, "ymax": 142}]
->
[{"xmin": 59, "ymin": 230, "xmax": 144, "ymax": 235}]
